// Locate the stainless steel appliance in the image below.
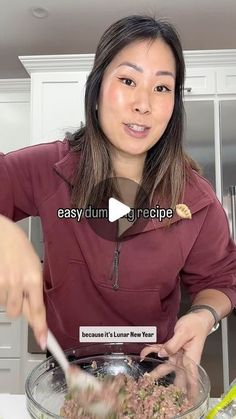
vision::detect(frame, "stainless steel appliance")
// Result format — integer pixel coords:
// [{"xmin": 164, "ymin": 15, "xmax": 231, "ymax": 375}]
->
[
  {"xmin": 182, "ymin": 98, "xmax": 236, "ymax": 395},
  {"xmin": 220, "ymin": 99, "xmax": 236, "ymax": 386}
]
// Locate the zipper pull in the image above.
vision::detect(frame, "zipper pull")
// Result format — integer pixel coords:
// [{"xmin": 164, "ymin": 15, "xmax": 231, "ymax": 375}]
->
[{"xmin": 111, "ymin": 246, "xmax": 120, "ymax": 290}]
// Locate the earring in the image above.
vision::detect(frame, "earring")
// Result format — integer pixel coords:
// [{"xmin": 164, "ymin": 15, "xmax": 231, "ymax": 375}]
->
[{"xmin": 95, "ymin": 103, "xmax": 98, "ymax": 110}]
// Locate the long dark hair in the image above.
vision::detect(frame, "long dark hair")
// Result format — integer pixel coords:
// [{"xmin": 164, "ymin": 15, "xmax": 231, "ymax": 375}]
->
[{"xmin": 69, "ymin": 15, "xmax": 200, "ymax": 210}]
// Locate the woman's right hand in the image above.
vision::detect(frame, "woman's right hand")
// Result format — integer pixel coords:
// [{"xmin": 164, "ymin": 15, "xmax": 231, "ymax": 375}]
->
[{"xmin": 0, "ymin": 215, "xmax": 47, "ymax": 350}]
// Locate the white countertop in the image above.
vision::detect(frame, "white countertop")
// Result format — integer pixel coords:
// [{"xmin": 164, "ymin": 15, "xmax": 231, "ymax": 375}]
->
[
  {"xmin": 0, "ymin": 394, "xmax": 218, "ymax": 419},
  {"xmin": 0, "ymin": 394, "xmax": 30, "ymax": 419}
]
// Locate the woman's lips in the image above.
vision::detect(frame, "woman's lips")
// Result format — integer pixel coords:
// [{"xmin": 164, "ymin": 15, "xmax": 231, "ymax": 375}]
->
[{"xmin": 123, "ymin": 123, "xmax": 150, "ymax": 139}]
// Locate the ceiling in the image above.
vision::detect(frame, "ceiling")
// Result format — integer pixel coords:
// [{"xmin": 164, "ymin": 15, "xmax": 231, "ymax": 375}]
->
[{"xmin": 1, "ymin": 0, "xmax": 236, "ymax": 79}]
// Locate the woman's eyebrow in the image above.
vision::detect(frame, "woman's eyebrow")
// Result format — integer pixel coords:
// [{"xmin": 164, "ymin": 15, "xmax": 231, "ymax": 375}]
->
[{"xmin": 116, "ymin": 61, "xmax": 175, "ymax": 79}]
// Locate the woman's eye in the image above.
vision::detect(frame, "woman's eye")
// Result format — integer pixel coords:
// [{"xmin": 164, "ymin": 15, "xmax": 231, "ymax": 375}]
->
[
  {"xmin": 119, "ymin": 78, "xmax": 135, "ymax": 86},
  {"xmin": 155, "ymin": 85, "xmax": 171, "ymax": 92}
]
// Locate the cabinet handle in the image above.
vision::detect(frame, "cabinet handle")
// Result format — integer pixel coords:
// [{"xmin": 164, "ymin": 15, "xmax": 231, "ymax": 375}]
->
[
  {"xmin": 184, "ymin": 87, "xmax": 192, "ymax": 93},
  {"xmin": 229, "ymin": 185, "xmax": 236, "ymax": 242}
]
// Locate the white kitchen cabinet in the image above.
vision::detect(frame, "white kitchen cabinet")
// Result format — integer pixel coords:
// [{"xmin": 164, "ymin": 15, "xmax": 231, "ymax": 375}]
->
[
  {"xmin": 0, "ymin": 80, "xmax": 30, "ymax": 153},
  {"xmin": 0, "ymin": 313, "xmax": 21, "ymax": 358},
  {"xmin": 30, "ymin": 72, "xmax": 89, "ymax": 144},
  {"xmin": 217, "ymin": 68, "xmax": 236, "ymax": 94},
  {"xmin": 0, "ymin": 359, "xmax": 21, "ymax": 393},
  {"xmin": 0, "ymin": 81, "xmax": 46, "ymax": 393},
  {"xmin": 0, "ymin": 80, "xmax": 31, "ymax": 393},
  {"xmin": 184, "ymin": 67, "xmax": 215, "ymax": 95},
  {"xmin": 19, "ymin": 55, "xmax": 94, "ymax": 144}
]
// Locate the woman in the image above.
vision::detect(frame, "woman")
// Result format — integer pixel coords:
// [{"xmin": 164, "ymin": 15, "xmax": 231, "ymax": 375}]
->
[{"xmin": 0, "ymin": 15, "xmax": 235, "ymax": 365}]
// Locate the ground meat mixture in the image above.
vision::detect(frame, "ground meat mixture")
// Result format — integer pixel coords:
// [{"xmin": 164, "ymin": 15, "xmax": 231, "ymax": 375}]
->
[{"xmin": 60, "ymin": 372, "xmax": 192, "ymax": 418}]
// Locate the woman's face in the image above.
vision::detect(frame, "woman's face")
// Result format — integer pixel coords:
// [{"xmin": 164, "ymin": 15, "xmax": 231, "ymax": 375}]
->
[{"xmin": 98, "ymin": 38, "xmax": 176, "ymax": 157}]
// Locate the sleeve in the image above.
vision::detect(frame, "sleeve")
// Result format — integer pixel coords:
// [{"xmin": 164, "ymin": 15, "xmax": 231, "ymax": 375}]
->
[
  {"xmin": 180, "ymin": 196, "xmax": 236, "ymax": 309},
  {"xmin": 0, "ymin": 147, "xmax": 40, "ymax": 221}
]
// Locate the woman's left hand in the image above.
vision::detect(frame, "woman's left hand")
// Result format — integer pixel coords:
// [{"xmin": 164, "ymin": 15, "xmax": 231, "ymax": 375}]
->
[
  {"xmin": 140, "ymin": 312, "xmax": 214, "ymax": 402},
  {"xmin": 140, "ymin": 310, "xmax": 215, "ymax": 364}
]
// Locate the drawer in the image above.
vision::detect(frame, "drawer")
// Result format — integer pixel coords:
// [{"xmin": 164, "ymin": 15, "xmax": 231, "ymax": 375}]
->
[
  {"xmin": 24, "ymin": 355, "xmax": 46, "ymax": 383},
  {"xmin": 184, "ymin": 68, "xmax": 215, "ymax": 95},
  {"xmin": 217, "ymin": 68, "xmax": 236, "ymax": 93},
  {"xmin": 0, "ymin": 358, "xmax": 20, "ymax": 393},
  {"xmin": 0, "ymin": 312, "xmax": 21, "ymax": 357}
]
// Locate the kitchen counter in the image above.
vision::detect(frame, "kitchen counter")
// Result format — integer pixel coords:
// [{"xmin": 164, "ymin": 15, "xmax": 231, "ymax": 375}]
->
[
  {"xmin": 0, "ymin": 394, "xmax": 218, "ymax": 419},
  {"xmin": 0, "ymin": 394, "xmax": 30, "ymax": 419}
]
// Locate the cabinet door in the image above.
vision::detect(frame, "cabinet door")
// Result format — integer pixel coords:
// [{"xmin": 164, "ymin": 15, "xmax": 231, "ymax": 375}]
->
[
  {"xmin": 0, "ymin": 99, "xmax": 30, "ymax": 153},
  {"xmin": 0, "ymin": 359, "xmax": 20, "ymax": 393},
  {"xmin": 217, "ymin": 69, "xmax": 236, "ymax": 94},
  {"xmin": 0, "ymin": 310, "xmax": 21, "ymax": 357},
  {"xmin": 184, "ymin": 68, "xmax": 215, "ymax": 96},
  {"xmin": 31, "ymin": 72, "xmax": 89, "ymax": 144}
]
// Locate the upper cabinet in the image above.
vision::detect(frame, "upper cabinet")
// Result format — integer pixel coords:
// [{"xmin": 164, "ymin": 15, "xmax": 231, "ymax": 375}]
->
[
  {"xmin": 217, "ymin": 68, "xmax": 236, "ymax": 94},
  {"xmin": 184, "ymin": 68, "xmax": 215, "ymax": 95},
  {"xmin": 19, "ymin": 55, "xmax": 94, "ymax": 144},
  {"xmin": 30, "ymin": 72, "xmax": 88, "ymax": 144},
  {"xmin": 183, "ymin": 50, "xmax": 236, "ymax": 96}
]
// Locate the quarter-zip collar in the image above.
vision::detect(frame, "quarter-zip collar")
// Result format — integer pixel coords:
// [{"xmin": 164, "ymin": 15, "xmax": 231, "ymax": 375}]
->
[{"xmin": 53, "ymin": 143, "xmax": 78, "ymax": 186}]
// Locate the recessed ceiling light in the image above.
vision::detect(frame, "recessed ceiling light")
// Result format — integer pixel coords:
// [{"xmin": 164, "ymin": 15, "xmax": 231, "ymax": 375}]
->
[{"xmin": 30, "ymin": 7, "xmax": 49, "ymax": 18}]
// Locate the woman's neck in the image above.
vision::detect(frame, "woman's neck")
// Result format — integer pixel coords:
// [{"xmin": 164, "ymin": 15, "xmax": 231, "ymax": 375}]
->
[{"xmin": 111, "ymin": 148, "xmax": 146, "ymax": 183}]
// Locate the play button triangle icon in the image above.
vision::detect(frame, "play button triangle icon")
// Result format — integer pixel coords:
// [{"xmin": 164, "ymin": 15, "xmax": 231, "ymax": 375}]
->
[
  {"xmin": 108, "ymin": 198, "xmax": 131, "ymax": 222},
  {"xmin": 86, "ymin": 177, "xmax": 149, "ymax": 240}
]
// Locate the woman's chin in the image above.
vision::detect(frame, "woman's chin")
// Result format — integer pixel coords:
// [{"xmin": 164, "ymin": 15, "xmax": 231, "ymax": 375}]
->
[{"xmin": 115, "ymin": 144, "xmax": 149, "ymax": 157}]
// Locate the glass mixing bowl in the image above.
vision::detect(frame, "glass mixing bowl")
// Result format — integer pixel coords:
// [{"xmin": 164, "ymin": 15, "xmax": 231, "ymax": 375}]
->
[{"xmin": 25, "ymin": 342, "xmax": 210, "ymax": 419}]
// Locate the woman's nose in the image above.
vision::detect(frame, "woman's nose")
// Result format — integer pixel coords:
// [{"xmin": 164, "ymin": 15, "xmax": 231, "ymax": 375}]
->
[{"xmin": 132, "ymin": 91, "xmax": 151, "ymax": 114}]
